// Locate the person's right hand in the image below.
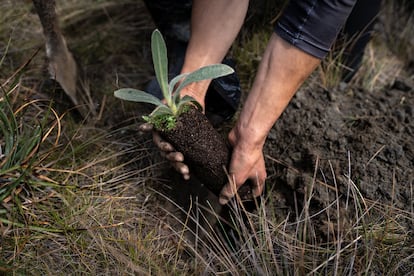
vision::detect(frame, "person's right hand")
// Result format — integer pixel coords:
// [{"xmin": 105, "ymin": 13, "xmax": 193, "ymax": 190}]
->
[
  {"xmin": 218, "ymin": 125, "xmax": 267, "ymax": 205},
  {"xmin": 139, "ymin": 123, "xmax": 190, "ymax": 180}
]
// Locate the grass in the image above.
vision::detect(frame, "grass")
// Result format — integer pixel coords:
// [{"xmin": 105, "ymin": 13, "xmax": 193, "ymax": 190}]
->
[
  {"xmin": 0, "ymin": 58, "xmax": 60, "ymax": 213},
  {"xmin": 1, "ymin": 0, "xmax": 413, "ymax": 274}
]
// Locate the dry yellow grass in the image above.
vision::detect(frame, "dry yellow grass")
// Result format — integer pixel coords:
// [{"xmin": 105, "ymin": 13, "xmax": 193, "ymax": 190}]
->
[{"xmin": 1, "ymin": 0, "xmax": 413, "ymax": 274}]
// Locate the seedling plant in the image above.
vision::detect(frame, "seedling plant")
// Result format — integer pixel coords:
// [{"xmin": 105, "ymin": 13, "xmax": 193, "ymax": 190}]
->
[{"xmin": 114, "ymin": 29, "xmax": 234, "ymax": 131}]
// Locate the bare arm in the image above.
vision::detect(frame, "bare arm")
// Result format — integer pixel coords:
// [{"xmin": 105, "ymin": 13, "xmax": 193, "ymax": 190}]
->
[
  {"xmin": 179, "ymin": 0, "xmax": 249, "ymax": 106},
  {"xmin": 149, "ymin": 0, "xmax": 249, "ymax": 179},
  {"xmin": 219, "ymin": 33, "xmax": 321, "ymax": 204}
]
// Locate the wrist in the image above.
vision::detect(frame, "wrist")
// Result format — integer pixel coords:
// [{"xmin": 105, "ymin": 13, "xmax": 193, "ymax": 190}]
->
[
  {"xmin": 230, "ymin": 121, "xmax": 267, "ymax": 152},
  {"xmin": 180, "ymin": 81, "xmax": 209, "ymax": 109}
]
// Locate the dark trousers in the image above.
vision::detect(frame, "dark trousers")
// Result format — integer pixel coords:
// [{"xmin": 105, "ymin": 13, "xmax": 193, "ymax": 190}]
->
[{"xmin": 144, "ymin": 0, "xmax": 382, "ymax": 80}]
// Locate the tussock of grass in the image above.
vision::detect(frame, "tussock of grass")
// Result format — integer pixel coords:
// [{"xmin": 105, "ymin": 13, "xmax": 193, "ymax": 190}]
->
[
  {"xmin": 355, "ymin": 42, "xmax": 404, "ymax": 92},
  {"xmin": 380, "ymin": 0, "xmax": 414, "ymax": 64},
  {"xmin": 149, "ymin": 169, "xmax": 413, "ymax": 274},
  {"xmin": 231, "ymin": 29, "xmax": 271, "ymax": 98},
  {"xmin": 1, "ymin": 77, "xmax": 61, "ymax": 208}
]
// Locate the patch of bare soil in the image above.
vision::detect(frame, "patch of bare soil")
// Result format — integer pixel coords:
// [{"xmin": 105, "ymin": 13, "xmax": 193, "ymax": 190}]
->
[
  {"xmin": 263, "ymin": 78, "xmax": 413, "ymax": 237},
  {"xmin": 160, "ymin": 106, "xmax": 231, "ymax": 195}
]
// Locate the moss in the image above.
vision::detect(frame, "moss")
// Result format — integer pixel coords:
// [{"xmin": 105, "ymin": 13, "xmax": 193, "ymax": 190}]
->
[
  {"xmin": 143, "ymin": 103, "xmax": 194, "ymax": 131},
  {"xmin": 143, "ymin": 113, "xmax": 176, "ymax": 131}
]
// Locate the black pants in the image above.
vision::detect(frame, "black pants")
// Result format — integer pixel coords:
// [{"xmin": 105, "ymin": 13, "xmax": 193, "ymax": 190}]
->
[{"xmin": 144, "ymin": 0, "xmax": 382, "ymax": 79}]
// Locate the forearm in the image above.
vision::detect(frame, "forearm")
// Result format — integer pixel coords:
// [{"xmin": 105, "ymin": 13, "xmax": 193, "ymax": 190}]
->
[
  {"xmin": 220, "ymin": 33, "xmax": 321, "ymax": 202},
  {"xmin": 233, "ymin": 33, "xmax": 321, "ymax": 150},
  {"xmin": 180, "ymin": 0, "xmax": 249, "ymax": 102}
]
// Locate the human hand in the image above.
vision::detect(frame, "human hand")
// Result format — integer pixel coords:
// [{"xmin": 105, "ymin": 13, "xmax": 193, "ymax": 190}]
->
[
  {"xmin": 139, "ymin": 123, "xmax": 190, "ymax": 180},
  {"xmin": 218, "ymin": 127, "xmax": 267, "ymax": 205},
  {"xmin": 137, "ymin": 81, "xmax": 209, "ymax": 180}
]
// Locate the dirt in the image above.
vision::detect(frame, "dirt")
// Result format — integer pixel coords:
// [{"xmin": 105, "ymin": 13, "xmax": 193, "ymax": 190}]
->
[
  {"xmin": 260, "ymin": 77, "xmax": 414, "ymax": 237},
  {"xmin": 148, "ymin": 76, "xmax": 414, "ymax": 244},
  {"xmin": 159, "ymin": 106, "xmax": 254, "ymax": 200},
  {"xmin": 20, "ymin": 0, "xmax": 413, "ymax": 243},
  {"xmin": 160, "ymin": 106, "xmax": 230, "ymax": 195}
]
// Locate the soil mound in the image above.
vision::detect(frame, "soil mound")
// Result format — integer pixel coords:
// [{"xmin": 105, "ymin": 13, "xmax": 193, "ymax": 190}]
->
[{"xmin": 264, "ymin": 79, "xmax": 413, "ymax": 236}]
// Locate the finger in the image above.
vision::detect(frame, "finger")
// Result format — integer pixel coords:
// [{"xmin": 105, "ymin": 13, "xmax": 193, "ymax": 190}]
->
[
  {"xmin": 219, "ymin": 175, "xmax": 238, "ymax": 205},
  {"xmin": 251, "ymin": 175, "xmax": 265, "ymax": 198},
  {"xmin": 153, "ymin": 132, "xmax": 174, "ymax": 152},
  {"xmin": 165, "ymin": 152, "xmax": 184, "ymax": 162},
  {"xmin": 139, "ymin": 123, "xmax": 153, "ymax": 132},
  {"xmin": 220, "ymin": 170, "xmax": 266, "ymax": 204},
  {"xmin": 172, "ymin": 162, "xmax": 190, "ymax": 180},
  {"xmin": 159, "ymin": 151, "xmax": 190, "ymax": 179},
  {"xmin": 252, "ymin": 160, "xmax": 267, "ymax": 197}
]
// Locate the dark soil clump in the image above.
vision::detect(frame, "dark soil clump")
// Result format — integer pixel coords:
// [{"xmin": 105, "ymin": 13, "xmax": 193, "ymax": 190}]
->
[
  {"xmin": 160, "ymin": 106, "xmax": 230, "ymax": 195},
  {"xmin": 263, "ymin": 79, "xmax": 414, "ymax": 238}
]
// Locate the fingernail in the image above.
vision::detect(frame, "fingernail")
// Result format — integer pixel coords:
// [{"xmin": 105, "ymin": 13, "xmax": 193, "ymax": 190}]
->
[
  {"xmin": 180, "ymin": 166, "xmax": 189, "ymax": 175},
  {"xmin": 175, "ymin": 154, "xmax": 184, "ymax": 162}
]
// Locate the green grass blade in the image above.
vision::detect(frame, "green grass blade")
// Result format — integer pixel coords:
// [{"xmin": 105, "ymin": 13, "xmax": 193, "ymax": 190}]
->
[
  {"xmin": 0, "ymin": 101, "xmax": 16, "ymax": 156},
  {"xmin": 0, "ymin": 171, "xmax": 26, "ymax": 202},
  {"xmin": 0, "ymin": 34, "xmax": 12, "ymax": 67},
  {"xmin": 15, "ymin": 126, "xmax": 41, "ymax": 163},
  {"xmin": 0, "ymin": 217, "xmax": 66, "ymax": 234},
  {"xmin": 0, "ymin": 100, "xmax": 17, "ymax": 169},
  {"xmin": 151, "ymin": 29, "xmax": 169, "ymax": 102}
]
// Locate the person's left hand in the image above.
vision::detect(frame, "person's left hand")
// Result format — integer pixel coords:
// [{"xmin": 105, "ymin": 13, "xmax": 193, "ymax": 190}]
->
[{"xmin": 218, "ymin": 126, "xmax": 267, "ymax": 205}]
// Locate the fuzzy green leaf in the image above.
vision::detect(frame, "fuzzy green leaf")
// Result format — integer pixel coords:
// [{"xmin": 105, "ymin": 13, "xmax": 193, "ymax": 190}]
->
[
  {"xmin": 170, "ymin": 73, "xmax": 188, "ymax": 105},
  {"xmin": 174, "ymin": 64, "xmax": 234, "ymax": 95},
  {"xmin": 169, "ymin": 73, "xmax": 188, "ymax": 94},
  {"xmin": 114, "ymin": 88, "xmax": 165, "ymax": 107},
  {"xmin": 151, "ymin": 29, "xmax": 170, "ymax": 102}
]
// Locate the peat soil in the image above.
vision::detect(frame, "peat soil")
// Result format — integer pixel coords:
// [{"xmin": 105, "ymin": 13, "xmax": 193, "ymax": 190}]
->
[{"xmin": 261, "ymin": 78, "xmax": 414, "ymax": 237}]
